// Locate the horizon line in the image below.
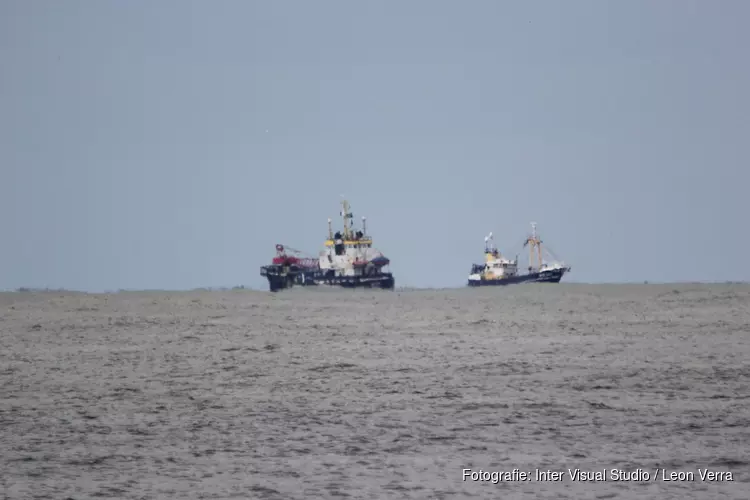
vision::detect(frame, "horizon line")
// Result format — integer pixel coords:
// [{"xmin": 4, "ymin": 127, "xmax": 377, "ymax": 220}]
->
[{"xmin": 3, "ymin": 280, "xmax": 749, "ymax": 294}]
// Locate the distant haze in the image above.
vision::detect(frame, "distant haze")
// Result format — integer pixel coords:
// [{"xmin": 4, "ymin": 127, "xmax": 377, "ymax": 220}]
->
[{"xmin": 2, "ymin": 0, "xmax": 748, "ymax": 291}]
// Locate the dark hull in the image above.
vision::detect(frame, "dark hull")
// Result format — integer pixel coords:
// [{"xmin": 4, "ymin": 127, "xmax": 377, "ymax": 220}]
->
[
  {"xmin": 261, "ymin": 265, "xmax": 395, "ymax": 292},
  {"xmin": 468, "ymin": 267, "xmax": 569, "ymax": 287}
]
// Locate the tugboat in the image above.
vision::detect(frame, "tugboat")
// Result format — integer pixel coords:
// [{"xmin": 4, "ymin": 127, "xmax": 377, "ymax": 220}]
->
[
  {"xmin": 260, "ymin": 199, "xmax": 395, "ymax": 292},
  {"xmin": 467, "ymin": 222, "xmax": 571, "ymax": 287}
]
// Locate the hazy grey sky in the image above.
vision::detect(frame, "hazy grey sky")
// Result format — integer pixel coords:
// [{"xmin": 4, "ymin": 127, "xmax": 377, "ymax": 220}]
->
[{"xmin": 2, "ymin": 0, "xmax": 748, "ymax": 290}]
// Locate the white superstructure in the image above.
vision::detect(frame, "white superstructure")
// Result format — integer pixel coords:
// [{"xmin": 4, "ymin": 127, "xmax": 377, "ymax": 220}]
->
[{"xmin": 318, "ymin": 199, "xmax": 390, "ymax": 278}]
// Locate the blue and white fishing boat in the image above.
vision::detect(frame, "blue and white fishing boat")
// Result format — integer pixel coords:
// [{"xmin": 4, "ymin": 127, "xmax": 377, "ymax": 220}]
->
[{"xmin": 467, "ymin": 223, "xmax": 571, "ymax": 287}]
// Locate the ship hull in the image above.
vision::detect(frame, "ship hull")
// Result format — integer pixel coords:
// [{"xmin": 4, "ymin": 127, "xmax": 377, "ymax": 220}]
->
[
  {"xmin": 261, "ymin": 265, "xmax": 395, "ymax": 292},
  {"xmin": 467, "ymin": 267, "xmax": 569, "ymax": 287}
]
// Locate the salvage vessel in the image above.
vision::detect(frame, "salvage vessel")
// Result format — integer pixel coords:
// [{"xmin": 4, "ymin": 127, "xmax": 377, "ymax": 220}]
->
[
  {"xmin": 260, "ymin": 199, "xmax": 395, "ymax": 292},
  {"xmin": 467, "ymin": 222, "xmax": 571, "ymax": 287}
]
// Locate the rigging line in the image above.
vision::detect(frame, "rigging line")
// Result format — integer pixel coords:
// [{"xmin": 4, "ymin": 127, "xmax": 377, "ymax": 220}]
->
[{"xmin": 544, "ymin": 245, "xmax": 561, "ymax": 262}]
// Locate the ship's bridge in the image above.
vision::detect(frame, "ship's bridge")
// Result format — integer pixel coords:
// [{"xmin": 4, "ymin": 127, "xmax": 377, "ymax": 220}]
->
[
  {"xmin": 325, "ymin": 238, "xmax": 373, "ymax": 249},
  {"xmin": 485, "ymin": 249, "xmax": 505, "ymax": 262}
]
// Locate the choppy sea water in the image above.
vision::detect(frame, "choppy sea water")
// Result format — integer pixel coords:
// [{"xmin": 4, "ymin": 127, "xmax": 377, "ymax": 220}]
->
[{"xmin": 1, "ymin": 283, "xmax": 749, "ymax": 499}]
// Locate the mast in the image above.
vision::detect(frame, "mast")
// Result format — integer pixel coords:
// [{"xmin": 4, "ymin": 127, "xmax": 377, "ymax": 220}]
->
[
  {"xmin": 537, "ymin": 226, "xmax": 543, "ymax": 269},
  {"xmin": 340, "ymin": 199, "xmax": 352, "ymax": 239},
  {"xmin": 528, "ymin": 223, "xmax": 534, "ymax": 269},
  {"xmin": 485, "ymin": 232, "xmax": 494, "ymax": 253},
  {"xmin": 531, "ymin": 222, "xmax": 542, "ymax": 269},
  {"xmin": 526, "ymin": 222, "xmax": 543, "ymax": 271},
  {"xmin": 327, "ymin": 218, "xmax": 333, "ymax": 240}
]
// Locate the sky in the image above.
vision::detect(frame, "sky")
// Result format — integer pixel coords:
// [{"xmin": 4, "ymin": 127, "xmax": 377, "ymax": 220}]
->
[{"xmin": 1, "ymin": 0, "xmax": 748, "ymax": 291}]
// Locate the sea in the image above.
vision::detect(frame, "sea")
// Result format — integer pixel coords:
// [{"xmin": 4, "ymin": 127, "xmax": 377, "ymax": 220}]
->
[{"xmin": 1, "ymin": 283, "xmax": 748, "ymax": 499}]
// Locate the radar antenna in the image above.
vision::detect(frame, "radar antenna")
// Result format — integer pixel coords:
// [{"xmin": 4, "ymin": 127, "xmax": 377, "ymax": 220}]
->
[{"xmin": 485, "ymin": 232, "xmax": 495, "ymax": 253}]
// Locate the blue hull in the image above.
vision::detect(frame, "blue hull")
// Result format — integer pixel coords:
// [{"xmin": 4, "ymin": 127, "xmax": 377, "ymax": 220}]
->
[
  {"xmin": 261, "ymin": 265, "xmax": 395, "ymax": 292},
  {"xmin": 467, "ymin": 268, "xmax": 569, "ymax": 287}
]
